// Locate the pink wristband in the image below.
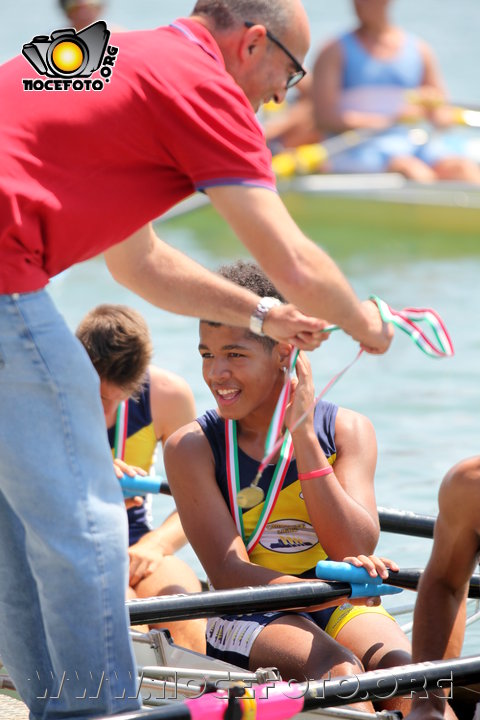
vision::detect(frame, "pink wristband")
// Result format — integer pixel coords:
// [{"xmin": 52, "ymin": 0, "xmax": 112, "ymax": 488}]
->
[{"xmin": 298, "ymin": 466, "xmax": 334, "ymax": 481}]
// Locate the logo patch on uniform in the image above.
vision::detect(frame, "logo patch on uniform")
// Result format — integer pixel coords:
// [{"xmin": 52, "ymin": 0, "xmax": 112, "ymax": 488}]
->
[{"xmin": 259, "ymin": 519, "xmax": 318, "ymax": 553}]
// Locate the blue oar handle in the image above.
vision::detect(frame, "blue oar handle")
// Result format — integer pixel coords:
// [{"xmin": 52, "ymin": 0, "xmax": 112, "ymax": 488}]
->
[
  {"xmin": 316, "ymin": 560, "xmax": 381, "ymax": 584},
  {"xmin": 349, "ymin": 582, "xmax": 402, "ymax": 598},
  {"xmin": 119, "ymin": 473, "xmax": 163, "ymax": 497},
  {"xmin": 316, "ymin": 560, "xmax": 402, "ymax": 598}
]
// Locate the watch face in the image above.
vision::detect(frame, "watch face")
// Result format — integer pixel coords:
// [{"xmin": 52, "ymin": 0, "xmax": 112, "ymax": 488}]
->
[{"xmin": 250, "ymin": 298, "xmax": 281, "ymax": 336}]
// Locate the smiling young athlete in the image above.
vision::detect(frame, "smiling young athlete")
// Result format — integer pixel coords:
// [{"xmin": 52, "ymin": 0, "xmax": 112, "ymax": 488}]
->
[{"xmin": 164, "ymin": 260, "xmax": 412, "ymax": 716}]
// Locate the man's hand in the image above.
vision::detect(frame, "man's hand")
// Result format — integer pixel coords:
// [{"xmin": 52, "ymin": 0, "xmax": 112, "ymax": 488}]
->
[
  {"xmin": 262, "ymin": 303, "xmax": 331, "ymax": 351},
  {"xmin": 355, "ymin": 299, "xmax": 394, "ymax": 354}
]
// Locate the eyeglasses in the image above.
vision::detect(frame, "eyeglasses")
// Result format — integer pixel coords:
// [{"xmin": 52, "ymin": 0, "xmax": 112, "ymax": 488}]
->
[{"xmin": 244, "ymin": 21, "xmax": 306, "ymax": 89}]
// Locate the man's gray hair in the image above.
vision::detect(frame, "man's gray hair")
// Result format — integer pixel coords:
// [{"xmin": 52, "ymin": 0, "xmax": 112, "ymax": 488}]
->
[{"xmin": 191, "ymin": 0, "xmax": 295, "ymax": 34}]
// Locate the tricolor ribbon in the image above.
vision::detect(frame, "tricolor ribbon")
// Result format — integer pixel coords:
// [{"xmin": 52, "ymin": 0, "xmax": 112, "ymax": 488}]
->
[
  {"xmin": 370, "ymin": 294, "xmax": 454, "ymax": 358},
  {"xmin": 113, "ymin": 400, "xmax": 128, "ymax": 461},
  {"xmin": 226, "ymin": 348, "xmax": 298, "ymax": 552}
]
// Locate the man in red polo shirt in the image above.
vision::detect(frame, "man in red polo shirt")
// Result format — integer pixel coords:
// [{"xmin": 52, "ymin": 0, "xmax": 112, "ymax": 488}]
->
[{"xmin": 0, "ymin": 1, "xmax": 392, "ymax": 717}]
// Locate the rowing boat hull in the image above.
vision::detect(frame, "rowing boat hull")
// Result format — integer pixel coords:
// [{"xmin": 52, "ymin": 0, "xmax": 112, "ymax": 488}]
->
[
  {"xmin": 158, "ymin": 175, "xmax": 480, "ymax": 258},
  {"xmin": 280, "ymin": 173, "xmax": 480, "ymax": 247}
]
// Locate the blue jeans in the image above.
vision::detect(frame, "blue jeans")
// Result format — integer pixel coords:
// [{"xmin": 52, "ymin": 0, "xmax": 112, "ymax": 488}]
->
[{"xmin": 0, "ymin": 290, "xmax": 141, "ymax": 718}]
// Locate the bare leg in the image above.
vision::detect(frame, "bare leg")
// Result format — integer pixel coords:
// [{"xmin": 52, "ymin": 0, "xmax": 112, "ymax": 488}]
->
[
  {"xmin": 433, "ymin": 157, "xmax": 480, "ymax": 184},
  {"xmin": 335, "ymin": 611, "xmax": 412, "ymax": 714},
  {"xmin": 127, "ymin": 585, "xmax": 150, "ymax": 634},
  {"xmin": 388, "ymin": 155, "xmax": 437, "ymax": 181},
  {"xmin": 133, "ymin": 555, "xmax": 206, "ymax": 653},
  {"xmin": 249, "ymin": 614, "xmax": 375, "ymax": 714}
]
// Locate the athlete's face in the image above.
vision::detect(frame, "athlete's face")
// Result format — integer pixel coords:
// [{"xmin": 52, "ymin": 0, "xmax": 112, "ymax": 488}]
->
[
  {"xmin": 64, "ymin": 0, "xmax": 103, "ymax": 31},
  {"xmin": 354, "ymin": 0, "xmax": 390, "ymax": 25},
  {"xmin": 99, "ymin": 379, "xmax": 129, "ymax": 424},
  {"xmin": 199, "ymin": 323, "xmax": 288, "ymax": 421}
]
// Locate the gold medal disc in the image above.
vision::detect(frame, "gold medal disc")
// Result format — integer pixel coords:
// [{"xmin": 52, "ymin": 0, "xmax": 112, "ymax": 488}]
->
[{"xmin": 236, "ymin": 485, "xmax": 265, "ymax": 509}]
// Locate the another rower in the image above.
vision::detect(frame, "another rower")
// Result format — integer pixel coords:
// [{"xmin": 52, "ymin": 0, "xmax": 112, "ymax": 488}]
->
[
  {"xmin": 312, "ymin": 0, "xmax": 480, "ymax": 182},
  {"xmin": 76, "ymin": 304, "xmax": 206, "ymax": 652},
  {"xmin": 164, "ymin": 260, "xmax": 413, "ymax": 716},
  {"xmin": 407, "ymin": 457, "xmax": 480, "ymax": 719}
]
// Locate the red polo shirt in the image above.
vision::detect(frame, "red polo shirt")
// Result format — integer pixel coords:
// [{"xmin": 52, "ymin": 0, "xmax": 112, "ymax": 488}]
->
[{"xmin": 0, "ymin": 18, "xmax": 276, "ymax": 292}]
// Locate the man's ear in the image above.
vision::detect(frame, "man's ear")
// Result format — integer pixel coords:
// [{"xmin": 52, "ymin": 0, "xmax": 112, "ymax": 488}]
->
[{"xmin": 239, "ymin": 23, "xmax": 267, "ymax": 63}]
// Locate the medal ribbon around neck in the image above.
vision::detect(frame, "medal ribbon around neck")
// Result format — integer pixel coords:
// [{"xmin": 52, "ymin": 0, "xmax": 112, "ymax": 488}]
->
[
  {"xmin": 226, "ymin": 419, "xmax": 294, "ymax": 553},
  {"xmin": 226, "ymin": 348, "xmax": 298, "ymax": 551},
  {"xmin": 113, "ymin": 400, "xmax": 128, "ymax": 461}
]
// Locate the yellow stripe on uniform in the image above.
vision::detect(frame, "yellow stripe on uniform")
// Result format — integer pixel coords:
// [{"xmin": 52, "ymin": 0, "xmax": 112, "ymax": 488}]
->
[{"xmin": 325, "ymin": 603, "xmax": 396, "ymax": 640}]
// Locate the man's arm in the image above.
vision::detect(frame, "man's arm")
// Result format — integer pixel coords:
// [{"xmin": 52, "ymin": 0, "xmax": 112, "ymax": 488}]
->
[
  {"xmin": 205, "ymin": 185, "xmax": 392, "ymax": 353},
  {"xmin": 104, "ymin": 223, "xmax": 326, "ymax": 350}
]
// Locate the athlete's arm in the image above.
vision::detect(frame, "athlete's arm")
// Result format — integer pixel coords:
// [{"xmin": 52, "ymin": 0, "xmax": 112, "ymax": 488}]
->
[
  {"xmin": 128, "ymin": 510, "xmax": 187, "ymax": 587},
  {"xmin": 413, "ymin": 459, "xmax": 480, "ymax": 661},
  {"xmin": 285, "ymin": 352, "xmax": 379, "ymax": 559},
  {"xmin": 149, "ymin": 365, "xmax": 196, "ymax": 445},
  {"xmin": 408, "ymin": 458, "xmax": 480, "ymax": 718},
  {"xmin": 104, "ymin": 223, "xmax": 327, "ymax": 351},
  {"xmin": 164, "ymin": 421, "xmax": 318, "ymax": 592},
  {"xmin": 126, "ymin": 365, "xmax": 198, "ymax": 587},
  {"xmin": 205, "ymin": 186, "xmax": 392, "ymax": 355}
]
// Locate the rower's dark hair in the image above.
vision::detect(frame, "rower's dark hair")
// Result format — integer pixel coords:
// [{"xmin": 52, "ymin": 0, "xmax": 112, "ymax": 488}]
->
[
  {"xmin": 76, "ymin": 304, "xmax": 153, "ymax": 395},
  {"xmin": 218, "ymin": 260, "xmax": 285, "ymax": 303},
  {"xmin": 191, "ymin": 0, "xmax": 294, "ymax": 34},
  {"xmin": 203, "ymin": 260, "xmax": 285, "ymax": 351}
]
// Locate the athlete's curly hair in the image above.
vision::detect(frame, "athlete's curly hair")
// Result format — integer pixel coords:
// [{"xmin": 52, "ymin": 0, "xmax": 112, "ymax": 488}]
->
[
  {"xmin": 217, "ymin": 260, "xmax": 285, "ymax": 303},
  {"xmin": 202, "ymin": 260, "xmax": 285, "ymax": 350},
  {"xmin": 191, "ymin": 0, "xmax": 295, "ymax": 35}
]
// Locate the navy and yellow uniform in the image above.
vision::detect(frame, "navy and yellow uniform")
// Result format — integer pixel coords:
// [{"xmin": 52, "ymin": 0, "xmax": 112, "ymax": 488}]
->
[
  {"xmin": 107, "ymin": 374, "xmax": 157, "ymax": 546},
  {"xmin": 198, "ymin": 400, "xmax": 392, "ymax": 668},
  {"xmin": 198, "ymin": 400, "xmax": 337, "ymax": 576}
]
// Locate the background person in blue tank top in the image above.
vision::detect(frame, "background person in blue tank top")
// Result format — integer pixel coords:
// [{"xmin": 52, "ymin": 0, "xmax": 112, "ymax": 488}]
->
[
  {"xmin": 312, "ymin": 0, "xmax": 480, "ymax": 182},
  {"xmin": 164, "ymin": 261, "xmax": 423, "ymax": 718},
  {"xmin": 76, "ymin": 304, "xmax": 206, "ymax": 653}
]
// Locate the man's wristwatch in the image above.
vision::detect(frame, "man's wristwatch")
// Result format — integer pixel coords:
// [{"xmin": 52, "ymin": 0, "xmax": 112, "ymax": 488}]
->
[{"xmin": 249, "ymin": 297, "xmax": 282, "ymax": 337}]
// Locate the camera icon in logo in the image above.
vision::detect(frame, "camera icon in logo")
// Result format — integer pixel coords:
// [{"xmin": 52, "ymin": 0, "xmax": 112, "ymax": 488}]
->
[{"xmin": 22, "ymin": 21, "xmax": 110, "ymax": 78}]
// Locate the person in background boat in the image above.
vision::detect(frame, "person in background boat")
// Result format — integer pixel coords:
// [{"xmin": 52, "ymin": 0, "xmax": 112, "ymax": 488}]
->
[
  {"xmin": 0, "ymin": 1, "xmax": 395, "ymax": 716},
  {"xmin": 406, "ymin": 457, "xmax": 480, "ymax": 720},
  {"xmin": 275, "ymin": 0, "xmax": 480, "ymax": 182},
  {"xmin": 58, "ymin": 0, "xmax": 104, "ymax": 30},
  {"xmin": 76, "ymin": 304, "xmax": 206, "ymax": 653},
  {"xmin": 58, "ymin": 0, "xmax": 124, "ymax": 32},
  {"xmin": 312, "ymin": 0, "xmax": 480, "ymax": 182},
  {"xmin": 262, "ymin": 75, "xmax": 323, "ymax": 153},
  {"xmin": 164, "ymin": 260, "xmax": 415, "ymax": 717}
]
